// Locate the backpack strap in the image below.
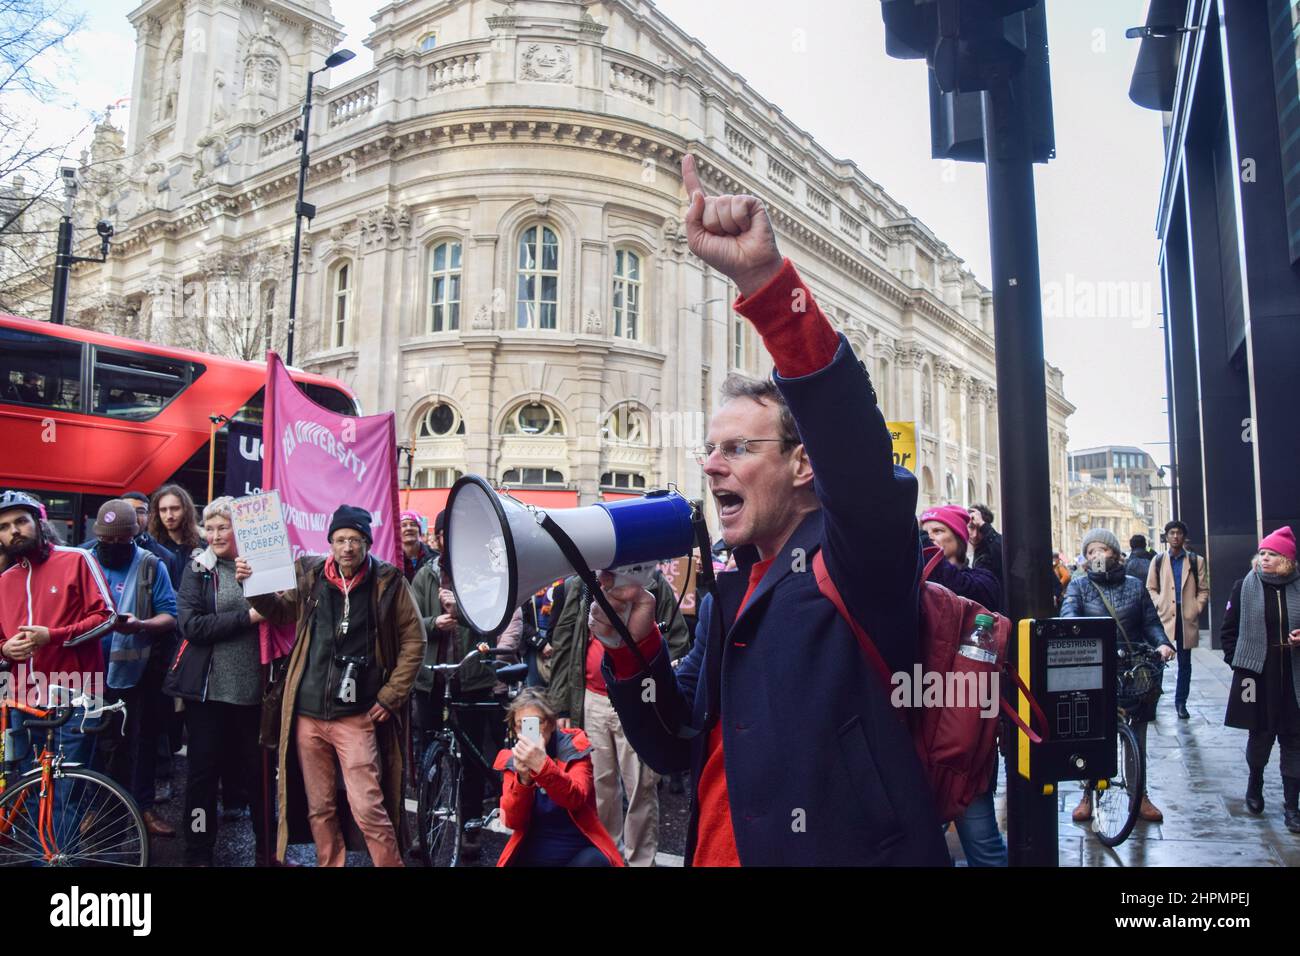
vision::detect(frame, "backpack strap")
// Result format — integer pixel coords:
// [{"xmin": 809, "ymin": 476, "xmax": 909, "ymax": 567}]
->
[
  {"xmin": 136, "ymin": 553, "xmax": 158, "ymax": 621},
  {"xmin": 811, "ymin": 548, "xmax": 1046, "ymax": 743},
  {"xmin": 811, "ymin": 548, "xmax": 892, "ymax": 686}
]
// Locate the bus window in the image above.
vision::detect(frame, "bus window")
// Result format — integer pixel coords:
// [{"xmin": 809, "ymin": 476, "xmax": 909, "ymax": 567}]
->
[
  {"xmin": 91, "ymin": 348, "xmax": 202, "ymax": 420},
  {"xmin": 232, "ymin": 383, "xmax": 359, "ymax": 425},
  {"xmin": 0, "ymin": 327, "xmax": 82, "ymax": 410},
  {"xmin": 303, "ymin": 382, "xmax": 361, "ymax": 416}
]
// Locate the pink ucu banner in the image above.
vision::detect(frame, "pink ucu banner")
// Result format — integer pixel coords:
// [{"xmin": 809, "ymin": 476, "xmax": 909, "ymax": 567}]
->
[{"xmin": 259, "ymin": 352, "xmax": 400, "ymax": 662}]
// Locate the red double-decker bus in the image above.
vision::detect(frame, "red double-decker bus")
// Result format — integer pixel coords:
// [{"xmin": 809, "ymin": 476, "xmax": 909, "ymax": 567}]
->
[{"xmin": 0, "ymin": 314, "xmax": 359, "ymax": 543}]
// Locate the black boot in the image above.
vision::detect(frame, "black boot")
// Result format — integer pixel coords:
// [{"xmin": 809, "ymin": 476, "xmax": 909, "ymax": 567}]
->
[
  {"xmin": 1283, "ymin": 777, "xmax": 1300, "ymax": 833},
  {"xmin": 1246, "ymin": 767, "xmax": 1265, "ymax": 814}
]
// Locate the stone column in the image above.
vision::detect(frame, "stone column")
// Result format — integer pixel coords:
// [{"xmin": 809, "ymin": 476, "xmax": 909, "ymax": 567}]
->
[
  {"xmin": 573, "ymin": 343, "xmax": 608, "ymax": 505},
  {"xmin": 973, "ymin": 382, "xmax": 989, "ymax": 504},
  {"xmin": 460, "ymin": 338, "xmax": 500, "ymax": 478},
  {"xmin": 935, "ymin": 359, "xmax": 951, "ymax": 501}
]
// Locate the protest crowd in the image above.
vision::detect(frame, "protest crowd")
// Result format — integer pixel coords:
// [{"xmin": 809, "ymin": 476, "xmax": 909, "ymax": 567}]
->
[{"xmin": 1, "ymin": 155, "xmax": 1293, "ymax": 868}]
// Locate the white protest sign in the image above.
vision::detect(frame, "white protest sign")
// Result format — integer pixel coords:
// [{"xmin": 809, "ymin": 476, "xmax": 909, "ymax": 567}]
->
[{"xmin": 231, "ymin": 490, "xmax": 297, "ymax": 597}]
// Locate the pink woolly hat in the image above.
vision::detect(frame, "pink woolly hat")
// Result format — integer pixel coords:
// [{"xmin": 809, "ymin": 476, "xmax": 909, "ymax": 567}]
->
[
  {"xmin": 1260, "ymin": 526, "xmax": 1296, "ymax": 562},
  {"xmin": 399, "ymin": 510, "xmax": 423, "ymax": 525},
  {"xmin": 920, "ymin": 505, "xmax": 970, "ymax": 545}
]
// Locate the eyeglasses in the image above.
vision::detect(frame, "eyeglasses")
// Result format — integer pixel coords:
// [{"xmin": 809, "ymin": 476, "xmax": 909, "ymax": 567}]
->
[
  {"xmin": 693, "ymin": 437, "xmax": 792, "ymax": 466},
  {"xmin": 333, "ymin": 536, "xmax": 366, "ymax": 549}
]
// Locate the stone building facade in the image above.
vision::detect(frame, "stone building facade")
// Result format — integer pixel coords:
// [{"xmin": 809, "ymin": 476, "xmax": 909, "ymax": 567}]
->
[{"xmin": 1, "ymin": 0, "xmax": 1073, "ymax": 542}]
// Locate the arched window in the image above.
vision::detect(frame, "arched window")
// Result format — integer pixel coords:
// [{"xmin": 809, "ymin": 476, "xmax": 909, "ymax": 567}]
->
[
  {"xmin": 612, "ymin": 248, "xmax": 641, "ymax": 340},
  {"xmin": 922, "ymin": 466, "xmax": 936, "ymax": 503},
  {"xmin": 601, "ymin": 402, "xmax": 648, "ymax": 444},
  {"xmin": 945, "ymin": 472, "xmax": 957, "ymax": 502},
  {"xmin": 428, "ymin": 240, "xmax": 462, "ymax": 332},
  {"xmin": 502, "ymin": 467, "xmax": 566, "ymax": 486},
  {"xmin": 416, "ymin": 402, "xmax": 465, "ymax": 437},
  {"xmin": 331, "ymin": 261, "xmax": 352, "ymax": 349},
  {"xmin": 501, "ymin": 400, "xmax": 565, "ymax": 436},
  {"xmin": 967, "ymin": 478, "xmax": 976, "ymax": 506},
  {"xmin": 517, "ymin": 225, "xmax": 559, "ymax": 329},
  {"xmin": 413, "ymin": 467, "xmax": 462, "ymax": 489},
  {"xmin": 418, "ymin": 32, "xmax": 437, "ymax": 52}
]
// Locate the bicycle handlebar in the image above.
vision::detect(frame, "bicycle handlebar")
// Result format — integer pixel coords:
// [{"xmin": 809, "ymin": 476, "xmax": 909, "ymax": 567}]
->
[
  {"xmin": 425, "ymin": 643, "xmax": 520, "ymax": 676},
  {"xmin": 3, "ymin": 692, "xmax": 127, "ymax": 734}
]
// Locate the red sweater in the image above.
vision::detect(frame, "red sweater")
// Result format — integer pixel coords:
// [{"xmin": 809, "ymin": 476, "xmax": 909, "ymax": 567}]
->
[{"xmin": 609, "ymin": 258, "xmax": 840, "ymax": 866}]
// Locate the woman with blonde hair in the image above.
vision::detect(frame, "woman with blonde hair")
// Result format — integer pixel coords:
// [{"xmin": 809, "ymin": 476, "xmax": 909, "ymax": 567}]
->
[{"xmin": 1220, "ymin": 526, "xmax": 1300, "ymax": 830}]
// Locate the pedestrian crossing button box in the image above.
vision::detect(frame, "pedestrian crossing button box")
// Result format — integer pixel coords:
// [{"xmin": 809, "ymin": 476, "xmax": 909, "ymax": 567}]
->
[{"xmin": 1018, "ymin": 617, "xmax": 1117, "ymax": 784}]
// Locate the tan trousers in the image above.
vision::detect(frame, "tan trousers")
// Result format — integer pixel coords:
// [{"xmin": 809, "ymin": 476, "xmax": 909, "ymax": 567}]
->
[
  {"xmin": 584, "ymin": 688, "xmax": 659, "ymax": 866},
  {"xmin": 295, "ymin": 713, "xmax": 404, "ymax": 867}
]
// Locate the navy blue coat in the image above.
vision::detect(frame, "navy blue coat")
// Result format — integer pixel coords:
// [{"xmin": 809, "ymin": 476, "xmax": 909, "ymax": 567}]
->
[{"xmin": 603, "ymin": 335, "xmax": 950, "ymax": 866}]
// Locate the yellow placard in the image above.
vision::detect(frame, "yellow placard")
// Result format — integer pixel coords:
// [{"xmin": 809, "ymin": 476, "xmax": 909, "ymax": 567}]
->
[{"xmin": 887, "ymin": 421, "xmax": 917, "ymax": 473}]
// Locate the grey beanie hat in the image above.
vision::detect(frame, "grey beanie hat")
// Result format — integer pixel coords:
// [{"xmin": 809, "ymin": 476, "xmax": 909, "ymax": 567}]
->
[{"xmin": 1081, "ymin": 527, "xmax": 1122, "ymax": 558}]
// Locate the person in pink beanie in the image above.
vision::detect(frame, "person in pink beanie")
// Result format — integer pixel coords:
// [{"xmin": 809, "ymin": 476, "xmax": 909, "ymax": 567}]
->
[
  {"xmin": 918, "ymin": 504, "xmax": 1005, "ymax": 866},
  {"xmin": 1220, "ymin": 525, "xmax": 1300, "ymax": 830},
  {"xmin": 919, "ymin": 505, "xmax": 1002, "ymax": 613}
]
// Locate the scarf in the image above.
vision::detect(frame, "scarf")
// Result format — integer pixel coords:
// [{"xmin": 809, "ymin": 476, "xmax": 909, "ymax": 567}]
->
[
  {"xmin": 1234, "ymin": 569, "xmax": 1300, "ymax": 688},
  {"xmin": 323, "ymin": 555, "xmax": 369, "ymax": 633}
]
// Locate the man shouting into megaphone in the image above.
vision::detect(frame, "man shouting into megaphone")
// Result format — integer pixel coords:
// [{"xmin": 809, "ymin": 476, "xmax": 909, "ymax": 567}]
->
[{"xmin": 590, "ymin": 154, "xmax": 950, "ymax": 866}]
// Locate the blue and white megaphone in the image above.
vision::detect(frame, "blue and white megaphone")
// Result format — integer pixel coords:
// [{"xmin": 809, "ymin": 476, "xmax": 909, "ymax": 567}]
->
[{"xmin": 444, "ymin": 474, "xmax": 697, "ymax": 637}]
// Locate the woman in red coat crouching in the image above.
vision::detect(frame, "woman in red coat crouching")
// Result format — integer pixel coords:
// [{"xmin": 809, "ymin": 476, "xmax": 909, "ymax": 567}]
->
[{"xmin": 494, "ymin": 688, "xmax": 625, "ymax": 867}]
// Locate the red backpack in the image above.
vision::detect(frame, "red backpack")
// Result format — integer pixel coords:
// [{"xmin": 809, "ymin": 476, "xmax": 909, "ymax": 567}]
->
[{"xmin": 812, "ymin": 548, "xmax": 1046, "ymax": 822}]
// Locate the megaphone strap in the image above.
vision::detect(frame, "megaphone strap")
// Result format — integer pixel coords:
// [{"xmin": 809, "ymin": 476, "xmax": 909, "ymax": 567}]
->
[{"xmin": 537, "ymin": 511, "xmax": 700, "ymax": 742}]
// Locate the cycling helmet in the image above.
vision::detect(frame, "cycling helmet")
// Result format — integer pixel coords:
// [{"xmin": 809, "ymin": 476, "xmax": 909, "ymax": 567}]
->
[{"xmin": 0, "ymin": 490, "xmax": 44, "ymax": 521}]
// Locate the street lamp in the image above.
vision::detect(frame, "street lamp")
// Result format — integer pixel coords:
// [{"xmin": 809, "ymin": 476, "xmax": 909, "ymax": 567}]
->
[
  {"xmin": 49, "ymin": 166, "xmax": 114, "ymax": 325},
  {"xmin": 285, "ymin": 47, "xmax": 355, "ymax": 366}
]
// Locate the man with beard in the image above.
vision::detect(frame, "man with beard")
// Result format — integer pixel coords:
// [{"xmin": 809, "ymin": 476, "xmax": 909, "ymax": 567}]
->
[
  {"xmin": 0, "ymin": 491, "xmax": 116, "ymax": 822},
  {"xmin": 148, "ymin": 484, "xmax": 204, "ymax": 585}
]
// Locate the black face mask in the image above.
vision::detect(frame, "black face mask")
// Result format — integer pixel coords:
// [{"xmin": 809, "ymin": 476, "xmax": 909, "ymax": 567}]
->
[{"xmin": 96, "ymin": 541, "xmax": 135, "ymax": 570}]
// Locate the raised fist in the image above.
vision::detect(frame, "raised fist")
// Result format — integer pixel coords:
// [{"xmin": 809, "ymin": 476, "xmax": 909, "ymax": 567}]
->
[{"xmin": 681, "ymin": 153, "xmax": 783, "ymax": 298}]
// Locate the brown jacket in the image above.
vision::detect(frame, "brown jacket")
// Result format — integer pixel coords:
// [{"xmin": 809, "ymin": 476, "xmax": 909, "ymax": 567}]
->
[
  {"xmin": 1145, "ymin": 549, "xmax": 1209, "ymax": 649},
  {"xmin": 249, "ymin": 554, "xmax": 424, "ymax": 860}
]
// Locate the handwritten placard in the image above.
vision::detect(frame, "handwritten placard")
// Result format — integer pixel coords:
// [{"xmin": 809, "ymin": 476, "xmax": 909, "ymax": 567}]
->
[{"xmin": 230, "ymin": 490, "xmax": 296, "ymax": 597}]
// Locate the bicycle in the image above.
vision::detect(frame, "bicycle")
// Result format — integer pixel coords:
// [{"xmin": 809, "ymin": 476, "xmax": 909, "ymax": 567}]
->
[
  {"xmin": 1091, "ymin": 644, "xmax": 1167, "ymax": 848},
  {"xmin": 412, "ymin": 644, "xmax": 526, "ymax": 867},
  {"xmin": 0, "ymin": 689, "xmax": 147, "ymax": 867}
]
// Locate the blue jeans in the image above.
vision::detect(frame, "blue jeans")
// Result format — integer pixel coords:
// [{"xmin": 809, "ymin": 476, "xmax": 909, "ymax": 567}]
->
[
  {"xmin": 7, "ymin": 706, "xmax": 101, "ymax": 852},
  {"xmin": 1174, "ymin": 615, "xmax": 1192, "ymax": 707},
  {"xmin": 953, "ymin": 787, "xmax": 1007, "ymax": 867}
]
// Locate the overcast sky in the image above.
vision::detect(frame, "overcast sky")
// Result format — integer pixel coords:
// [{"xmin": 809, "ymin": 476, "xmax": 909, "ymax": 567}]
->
[{"xmin": 38, "ymin": 0, "xmax": 1170, "ymax": 463}]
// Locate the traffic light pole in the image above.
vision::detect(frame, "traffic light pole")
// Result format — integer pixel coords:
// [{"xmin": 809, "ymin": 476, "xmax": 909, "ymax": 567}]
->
[{"xmin": 981, "ymin": 66, "xmax": 1059, "ymax": 867}]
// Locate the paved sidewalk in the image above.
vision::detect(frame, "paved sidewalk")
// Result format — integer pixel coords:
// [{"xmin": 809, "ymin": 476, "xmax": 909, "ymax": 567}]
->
[{"xmin": 948, "ymin": 645, "xmax": 1300, "ymax": 866}]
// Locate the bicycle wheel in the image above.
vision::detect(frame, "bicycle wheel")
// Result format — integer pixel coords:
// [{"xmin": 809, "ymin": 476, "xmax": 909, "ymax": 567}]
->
[
  {"xmin": 415, "ymin": 742, "xmax": 460, "ymax": 867},
  {"xmin": 1092, "ymin": 720, "xmax": 1144, "ymax": 848},
  {"xmin": 0, "ymin": 768, "xmax": 148, "ymax": 866}
]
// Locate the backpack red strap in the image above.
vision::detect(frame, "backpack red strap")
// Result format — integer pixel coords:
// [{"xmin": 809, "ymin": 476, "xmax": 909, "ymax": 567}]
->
[
  {"xmin": 812, "ymin": 549, "xmax": 892, "ymax": 687},
  {"xmin": 999, "ymin": 666, "xmax": 1047, "ymax": 744}
]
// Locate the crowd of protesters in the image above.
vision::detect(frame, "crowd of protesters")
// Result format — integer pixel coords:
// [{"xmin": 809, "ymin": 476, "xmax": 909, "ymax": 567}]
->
[{"xmin": 1, "ymin": 152, "xmax": 1294, "ymax": 867}]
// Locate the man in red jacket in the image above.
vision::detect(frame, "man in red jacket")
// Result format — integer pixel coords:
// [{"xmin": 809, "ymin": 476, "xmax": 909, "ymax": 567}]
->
[
  {"xmin": 0, "ymin": 490, "xmax": 116, "ymax": 836},
  {"xmin": 590, "ymin": 157, "xmax": 948, "ymax": 865}
]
